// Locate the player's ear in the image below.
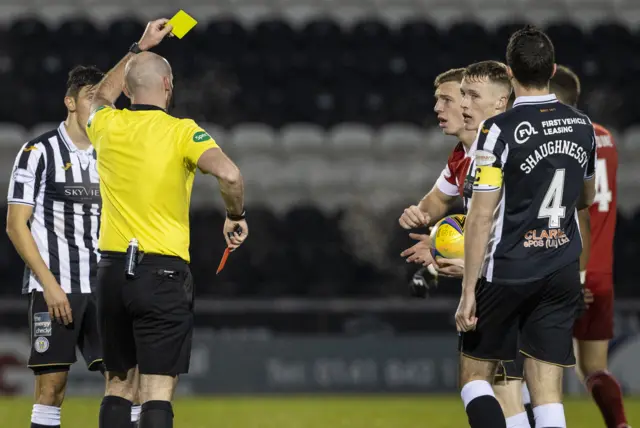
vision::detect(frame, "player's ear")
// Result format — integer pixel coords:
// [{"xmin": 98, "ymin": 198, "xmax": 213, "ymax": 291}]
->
[
  {"xmin": 123, "ymin": 85, "xmax": 132, "ymax": 100},
  {"xmin": 550, "ymin": 64, "xmax": 557, "ymax": 79},
  {"xmin": 506, "ymin": 66, "xmax": 514, "ymax": 80},
  {"xmin": 64, "ymin": 95, "xmax": 76, "ymax": 113}
]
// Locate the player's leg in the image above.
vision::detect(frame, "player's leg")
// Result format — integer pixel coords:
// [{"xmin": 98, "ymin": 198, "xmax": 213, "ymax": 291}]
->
[
  {"xmin": 573, "ymin": 283, "xmax": 629, "ymax": 428},
  {"xmin": 494, "ymin": 359, "xmax": 530, "ymax": 428},
  {"xmin": 459, "ymin": 279, "xmax": 524, "ymax": 428},
  {"xmin": 520, "ymin": 261, "xmax": 582, "ymax": 428},
  {"xmin": 28, "ymin": 292, "xmax": 84, "ymax": 428},
  {"xmin": 97, "ymin": 256, "xmax": 138, "ymax": 428},
  {"xmin": 521, "ymin": 382, "xmax": 535, "ymax": 427},
  {"xmin": 132, "ymin": 258, "xmax": 194, "ymax": 428}
]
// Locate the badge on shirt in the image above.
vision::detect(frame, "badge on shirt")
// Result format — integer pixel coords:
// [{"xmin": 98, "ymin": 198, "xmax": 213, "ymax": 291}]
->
[
  {"xmin": 87, "ymin": 105, "xmax": 107, "ymax": 128},
  {"xmin": 193, "ymin": 131, "xmax": 212, "ymax": 143},
  {"xmin": 13, "ymin": 168, "xmax": 35, "ymax": 184},
  {"xmin": 475, "ymin": 150, "xmax": 497, "ymax": 166}
]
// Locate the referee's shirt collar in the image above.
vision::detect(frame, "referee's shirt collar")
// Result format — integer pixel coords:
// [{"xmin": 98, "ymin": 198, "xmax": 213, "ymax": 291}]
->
[
  {"xmin": 129, "ymin": 104, "xmax": 165, "ymax": 112},
  {"xmin": 58, "ymin": 122, "xmax": 94, "ymax": 154},
  {"xmin": 512, "ymin": 93, "xmax": 558, "ymax": 108}
]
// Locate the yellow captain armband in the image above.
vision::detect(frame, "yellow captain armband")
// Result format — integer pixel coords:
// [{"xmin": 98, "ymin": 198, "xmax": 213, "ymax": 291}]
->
[{"xmin": 473, "ymin": 165, "xmax": 503, "ymax": 191}]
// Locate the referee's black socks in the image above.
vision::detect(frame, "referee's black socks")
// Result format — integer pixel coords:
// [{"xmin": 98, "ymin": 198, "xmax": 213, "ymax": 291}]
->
[
  {"xmin": 100, "ymin": 396, "xmax": 132, "ymax": 428},
  {"xmin": 461, "ymin": 380, "xmax": 507, "ymax": 428},
  {"xmin": 139, "ymin": 401, "xmax": 173, "ymax": 428}
]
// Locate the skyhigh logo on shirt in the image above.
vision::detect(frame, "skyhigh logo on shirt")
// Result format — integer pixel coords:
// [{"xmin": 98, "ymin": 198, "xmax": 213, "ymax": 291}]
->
[{"xmin": 193, "ymin": 131, "xmax": 211, "ymax": 142}]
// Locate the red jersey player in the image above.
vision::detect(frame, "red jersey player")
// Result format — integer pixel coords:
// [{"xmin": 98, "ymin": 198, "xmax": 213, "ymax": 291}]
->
[
  {"xmin": 400, "ymin": 61, "xmax": 511, "ymax": 277},
  {"xmin": 551, "ymin": 66, "xmax": 629, "ymax": 428}
]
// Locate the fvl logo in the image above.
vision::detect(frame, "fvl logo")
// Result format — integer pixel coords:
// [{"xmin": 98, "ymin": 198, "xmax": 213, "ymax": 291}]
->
[{"xmin": 514, "ymin": 121, "xmax": 538, "ymax": 144}]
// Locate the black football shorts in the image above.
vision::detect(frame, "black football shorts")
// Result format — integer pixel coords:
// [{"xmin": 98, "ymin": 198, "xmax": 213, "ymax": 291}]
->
[
  {"xmin": 97, "ymin": 252, "xmax": 194, "ymax": 376},
  {"xmin": 459, "ymin": 260, "xmax": 581, "ymax": 367},
  {"xmin": 28, "ymin": 291, "xmax": 103, "ymax": 374}
]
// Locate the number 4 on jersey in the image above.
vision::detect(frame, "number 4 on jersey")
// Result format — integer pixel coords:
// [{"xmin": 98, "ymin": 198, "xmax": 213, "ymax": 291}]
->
[
  {"xmin": 594, "ymin": 159, "xmax": 612, "ymax": 212},
  {"xmin": 539, "ymin": 169, "xmax": 566, "ymax": 229}
]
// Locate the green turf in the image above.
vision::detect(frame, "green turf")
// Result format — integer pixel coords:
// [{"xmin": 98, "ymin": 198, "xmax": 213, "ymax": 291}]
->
[{"xmin": 2, "ymin": 395, "xmax": 638, "ymax": 427}]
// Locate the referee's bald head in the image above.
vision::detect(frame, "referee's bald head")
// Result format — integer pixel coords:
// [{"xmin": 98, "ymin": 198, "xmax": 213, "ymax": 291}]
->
[{"xmin": 124, "ymin": 52, "xmax": 173, "ymax": 102}]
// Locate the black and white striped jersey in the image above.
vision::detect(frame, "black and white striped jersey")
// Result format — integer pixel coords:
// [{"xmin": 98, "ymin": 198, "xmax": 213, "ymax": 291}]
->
[
  {"xmin": 472, "ymin": 94, "xmax": 596, "ymax": 284},
  {"xmin": 7, "ymin": 123, "xmax": 101, "ymax": 294}
]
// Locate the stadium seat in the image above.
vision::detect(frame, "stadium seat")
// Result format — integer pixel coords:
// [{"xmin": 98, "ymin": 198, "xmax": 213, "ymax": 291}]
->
[
  {"xmin": 0, "ymin": 123, "xmax": 27, "ymax": 149},
  {"xmin": 280, "ymin": 123, "xmax": 327, "ymax": 156},
  {"xmin": 376, "ymin": 123, "xmax": 427, "ymax": 158},
  {"xmin": 328, "ymin": 123, "xmax": 375, "ymax": 157},
  {"xmin": 228, "ymin": 122, "xmax": 279, "ymax": 154}
]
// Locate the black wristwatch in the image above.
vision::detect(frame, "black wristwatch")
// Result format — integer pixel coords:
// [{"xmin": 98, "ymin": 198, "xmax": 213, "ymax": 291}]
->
[
  {"xmin": 129, "ymin": 42, "xmax": 143, "ymax": 54},
  {"xmin": 226, "ymin": 210, "xmax": 246, "ymax": 221}
]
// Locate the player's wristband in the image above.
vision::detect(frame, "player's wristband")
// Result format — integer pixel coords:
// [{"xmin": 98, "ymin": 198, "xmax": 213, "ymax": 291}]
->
[
  {"xmin": 129, "ymin": 42, "xmax": 143, "ymax": 54},
  {"xmin": 226, "ymin": 210, "xmax": 246, "ymax": 221},
  {"xmin": 580, "ymin": 270, "xmax": 586, "ymax": 285}
]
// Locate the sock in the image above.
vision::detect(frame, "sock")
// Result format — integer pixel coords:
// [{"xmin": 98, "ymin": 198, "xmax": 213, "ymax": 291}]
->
[
  {"xmin": 461, "ymin": 380, "xmax": 507, "ymax": 428},
  {"xmin": 507, "ymin": 411, "xmax": 532, "ymax": 428},
  {"xmin": 140, "ymin": 400, "xmax": 173, "ymax": 428},
  {"xmin": 585, "ymin": 371, "xmax": 629, "ymax": 428},
  {"xmin": 522, "ymin": 383, "xmax": 535, "ymax": 427},
  {"xmin": 31, "ymin": 404, "xmax": 61, "ymax": 427},
  {"xmin": 533, "ymin": 403, "xmax": 566, "ymax": 428},
  {"xmin": 99, "ymin": 396, "xmax": 133, "ymax": 428},
  {"xmin": 131, "ymin": 405, "xmax": 141, "ymax": 423}
]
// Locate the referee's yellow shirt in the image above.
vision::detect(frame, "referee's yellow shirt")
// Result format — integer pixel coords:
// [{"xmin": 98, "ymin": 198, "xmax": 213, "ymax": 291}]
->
[{"xmin": 86, "ymin": 104, "xmax": 218, "ymax": 262}]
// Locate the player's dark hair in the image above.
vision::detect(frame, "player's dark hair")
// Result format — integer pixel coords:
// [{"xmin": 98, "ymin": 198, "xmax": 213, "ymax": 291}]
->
[
  {"xmin": 549, "ymin": 65, "xmax": 581, "ymax": 107},
  {"xmin": 507, "ymin": 91, "xmax": 516, "ymax": 109},
  {"xmin": 506, "ymin": 25, "xmax": 555, "ymax": 89},
  {"xmin": 66, "ymin": 65, "xmax": 104, "ymax": 98},
  {"xmin": 463, "ymin": 60, "xmax": 512, "ymax": 94},
  {"xmin": 434, "ymin": 68, "xmax": 465, "ymax": 88}
]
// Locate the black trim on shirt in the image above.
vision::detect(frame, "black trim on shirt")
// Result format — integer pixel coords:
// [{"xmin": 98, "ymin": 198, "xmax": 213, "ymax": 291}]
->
[{"xmin": 129, "ymin": 104, "xmax": 165, "ymax": 112}]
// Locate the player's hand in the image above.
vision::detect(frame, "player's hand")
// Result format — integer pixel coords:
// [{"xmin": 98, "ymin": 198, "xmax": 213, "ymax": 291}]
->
[
  {"xmin": 455, "ymin": 290, "xmax": 477, "ymax": 332},
  {"xmin": 43, "ymin": 282, "xmax": 73, "ymax": 325},
  {"xmin": 583, "ymin": 287, "xmax": 594, "ymax": 307},
  {"xmin": 224, "ymin": 218, "xmax": 248, "ymax": 251},
  {"xmin": 138, "ymin": 19, "xmax": 174, "ymax": 51},
  {"xmin": 401, "ymin": 233, "xmax": 434, "ymax": 266},
  {"xmin": 399, "ymin": 205, "xmax": 430, "ymax": 230},
  {"xmin": 434, "ymin": 257, "xmax": 464, "ymax": 278}
]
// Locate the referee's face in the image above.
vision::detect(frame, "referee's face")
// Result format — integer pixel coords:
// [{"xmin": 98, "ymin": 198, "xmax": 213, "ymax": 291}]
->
[{"xmin": 460, "ymin": 77, "xmax": 504, "ymax": 132}]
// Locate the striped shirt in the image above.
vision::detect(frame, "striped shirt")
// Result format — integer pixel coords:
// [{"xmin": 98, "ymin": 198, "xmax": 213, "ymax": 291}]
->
[{"xmin": 7, "ymin": 123, "xmax": 101, "ymax": 294}]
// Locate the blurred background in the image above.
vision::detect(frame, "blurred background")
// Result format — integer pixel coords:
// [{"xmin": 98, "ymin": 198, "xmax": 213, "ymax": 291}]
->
[{"xmin": 1, "ymin": 0, "xmax": 640, "ymax": 426}]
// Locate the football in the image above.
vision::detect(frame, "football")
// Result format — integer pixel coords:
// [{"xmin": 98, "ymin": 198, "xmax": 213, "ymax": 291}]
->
[{"xmin": 430, "ymin": 214, "xmax": 466, "ymax": 259}]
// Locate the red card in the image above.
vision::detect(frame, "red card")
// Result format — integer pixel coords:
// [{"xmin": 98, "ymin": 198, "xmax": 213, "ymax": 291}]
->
[{"xmin": 216, "ymin": 247, "xmax": 231, "ymax": 275}]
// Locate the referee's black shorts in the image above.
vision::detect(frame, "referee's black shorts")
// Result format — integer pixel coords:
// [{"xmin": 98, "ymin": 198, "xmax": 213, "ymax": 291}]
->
[
  {"xmin": 97, "ymin": 252, "xmax": 194, "ymax": 376},
  {"xmin": 459, "ymin": 260, "xmax": 581, "ymax": 368}
]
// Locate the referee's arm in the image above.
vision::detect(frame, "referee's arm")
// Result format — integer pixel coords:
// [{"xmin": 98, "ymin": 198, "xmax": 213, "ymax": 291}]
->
[{"xmin": 197, "ymin": 149, "xmax": 244, "ymax": 217}]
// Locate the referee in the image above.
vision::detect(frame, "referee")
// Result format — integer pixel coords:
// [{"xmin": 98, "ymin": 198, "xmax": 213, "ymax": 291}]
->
[{"xmin": 85, "ymin": 20, "xmax": 247, "ymax": 428}]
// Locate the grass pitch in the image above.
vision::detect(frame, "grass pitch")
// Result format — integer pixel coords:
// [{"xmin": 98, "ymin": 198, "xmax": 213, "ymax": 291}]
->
[{"xmin": 2, "ymin": 395, "xmax": 638, "ymax": 427}]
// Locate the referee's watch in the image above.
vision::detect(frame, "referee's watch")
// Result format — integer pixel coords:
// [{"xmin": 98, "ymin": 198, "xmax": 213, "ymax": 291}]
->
[
  {"xmin": 226, "ymin": 210, "xmax": 246, "ymax": 221},
  {"xmin": 129, "ymin": 42, "xmax": 143, "ymax": 54}
]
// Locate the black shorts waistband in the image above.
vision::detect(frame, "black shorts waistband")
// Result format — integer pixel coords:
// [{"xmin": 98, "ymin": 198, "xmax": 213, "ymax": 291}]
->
[{"xmin": 100, "ymin": 251, "xmax": 186, "ymax": 264}]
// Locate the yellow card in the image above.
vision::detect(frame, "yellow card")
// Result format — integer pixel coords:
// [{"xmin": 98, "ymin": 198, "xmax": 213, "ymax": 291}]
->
[{"xmin": 168, "ymin": 10, "xmax": 197, "ymax": 39}]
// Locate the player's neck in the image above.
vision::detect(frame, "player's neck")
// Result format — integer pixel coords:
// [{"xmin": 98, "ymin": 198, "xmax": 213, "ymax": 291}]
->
[
  {"xmin": 64, "ymin": 117, "xmax": 91, "ymax": 150},
  {"xmin": 458, "ymin": 129, "xmax": 476, "ymax": 150},
  {"xmin": 513, "ymin": 82, "xmax": 550, "ymax": 99}
]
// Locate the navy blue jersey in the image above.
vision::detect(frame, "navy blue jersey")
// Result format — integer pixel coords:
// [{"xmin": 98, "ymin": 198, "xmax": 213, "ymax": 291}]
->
[{"xmin": 471, "ymin": 94, "xmax": 596, "ymax": 284}]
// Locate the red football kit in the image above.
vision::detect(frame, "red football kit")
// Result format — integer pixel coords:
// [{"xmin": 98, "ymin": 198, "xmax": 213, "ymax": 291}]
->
[{"xmin": 574, "ymin": 123, "xmax": 618, "ymax": 340}]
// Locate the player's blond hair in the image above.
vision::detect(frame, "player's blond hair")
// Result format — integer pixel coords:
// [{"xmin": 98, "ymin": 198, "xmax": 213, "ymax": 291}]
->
[
  {"xmin": 434, "ymin": 68, "xmax": 465, "ymax": 88},
  {"xmin": 550, "ymin": 65, "xmax": 581, "ymax": 107},
  {"xmin": 463, "ymin": 60, "xmax": 512, "ymax": 95}
]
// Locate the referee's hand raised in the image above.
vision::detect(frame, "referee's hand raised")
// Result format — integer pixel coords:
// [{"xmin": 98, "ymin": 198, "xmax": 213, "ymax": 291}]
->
[
  {"xmin": 43, "ymin": 282, "xmax": 73, "ymax": 325},
  {"xmin": 137, "ymin": 18, "xmax": 174, "ymax": 51},
  {"xmin": 224, "ymin": 218, "xmax": 248, "ymax": 251}
]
